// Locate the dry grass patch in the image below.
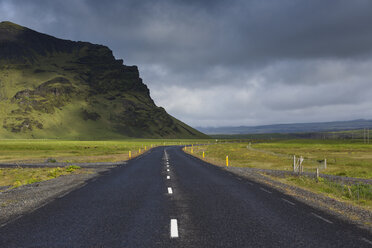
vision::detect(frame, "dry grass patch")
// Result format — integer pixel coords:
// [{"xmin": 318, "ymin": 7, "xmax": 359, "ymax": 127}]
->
[{"xmin": 0, "ymin": 165, "xmax": 86, "ymax": 188}]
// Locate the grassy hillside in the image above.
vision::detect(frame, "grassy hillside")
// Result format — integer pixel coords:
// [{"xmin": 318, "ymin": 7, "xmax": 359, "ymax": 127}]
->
[{"xmin": 0, "ymin": 21, "xmax": 207, "ymax": 139}]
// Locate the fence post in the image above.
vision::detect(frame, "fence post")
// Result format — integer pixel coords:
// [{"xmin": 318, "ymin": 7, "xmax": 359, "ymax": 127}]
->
[
  {"xmin": 324, "ymin": 158, "xmax": 327, "ymax": 169},
  {"xmin": 299, "ymin": 156, "xmax": 304, "ymax": 174},
  {"xmin": 293, "ymin": 155, "xmax": 296, "ymax": 172},
  {"xmin": 316, "ymin": 168, "xmax": 319, "ymax": 179}
]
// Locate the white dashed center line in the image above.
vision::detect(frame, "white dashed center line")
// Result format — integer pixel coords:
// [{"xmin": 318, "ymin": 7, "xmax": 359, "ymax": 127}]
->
[
  {"xmin": 281, "ymin": 198, "xmax": 295, "ymax": 206},
  {"xmin": 167, "ymin": 165, "xmax": 169, "ymax": 167},
  {"xmin": 311, "ymin": 212, "xmax": 333, "ymax": 224},
  {"xmin": 167, "ymin": 176, "xmax": 170, "ymax": 180},
  {"xmin": 167, "ymin": 169, "xmax": 170, "ymax": 172},
  {"xmin": 260, "ymin": 187, "xmax": 272, "ymax": 194},
  {"xmin": 170, "ymin": 219, "xmax": 179, "ymax": 238},
  {"xmin": 168, "ymin": 187, "xmax": 173, "ymax": 194}
]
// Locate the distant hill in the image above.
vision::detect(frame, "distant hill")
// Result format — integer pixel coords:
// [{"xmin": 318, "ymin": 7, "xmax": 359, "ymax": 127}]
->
[
  {"xmin": 0, "ymin": 21, "xmax": 207, "ymax": 139},
  {"xmin": 197, "ymin": 119, "xmax": 372, "ymax": 135}
]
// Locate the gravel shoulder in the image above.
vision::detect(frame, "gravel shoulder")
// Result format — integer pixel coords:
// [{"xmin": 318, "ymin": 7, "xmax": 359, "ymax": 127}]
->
[{"xmin": 0, "ymin": 165, "xmax": 116, "ymax": 226}]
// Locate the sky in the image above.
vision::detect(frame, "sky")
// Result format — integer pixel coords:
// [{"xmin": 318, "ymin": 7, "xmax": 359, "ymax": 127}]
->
[{"xmin": 1, "ymin": 0, "xmax": 372, "ymax": 127}]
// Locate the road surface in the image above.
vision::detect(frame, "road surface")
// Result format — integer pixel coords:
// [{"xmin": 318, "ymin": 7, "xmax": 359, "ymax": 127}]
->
[{"xmin": 0, "ymin": 146, "xmax": 371, "ymax": 247}]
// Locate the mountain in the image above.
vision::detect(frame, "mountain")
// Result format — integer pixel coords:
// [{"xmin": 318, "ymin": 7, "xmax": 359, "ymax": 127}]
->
[
  {"xmin": 0, "ymin": 21, "xmax": 207, "ymax": 139},
  {"xmin": 197, "ymin": 119, "xmax": 372, "ymax": 135}
]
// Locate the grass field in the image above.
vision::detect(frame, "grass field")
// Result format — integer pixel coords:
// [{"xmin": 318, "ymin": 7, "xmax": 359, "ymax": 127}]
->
[
  {"xmin": 187, "ymin": 139, "xmax": 372, "ymax": 208},
  {"xmin": 0, "ymin": 165, "xmax": 85, "ymax": 189},
  {"xmin": 273, "ymin": 175, "xmax": 372, "ymax": 209},
  {"xmin": 189, "ymin": 139, "xmax": 372, "ymax": 179},
  {"xmin": 0, "ymin": 139, "xmax": 207, "ymax": 163}
]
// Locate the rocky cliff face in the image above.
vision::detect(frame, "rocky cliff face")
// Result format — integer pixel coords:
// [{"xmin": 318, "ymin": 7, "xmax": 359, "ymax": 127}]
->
[{"xmin": 0, "ymin": 21, "xmax": 207, "ymax": 139}]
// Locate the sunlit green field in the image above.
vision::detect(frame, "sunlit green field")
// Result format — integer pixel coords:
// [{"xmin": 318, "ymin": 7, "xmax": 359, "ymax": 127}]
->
[
  {"xmin": 0, "ymin": 139, "xmax": 208, "ymax": 163},
  {"xmin": 189, "ymin": 139, "xmax": 372, "ymax": 179},
  {"xmin": 0, "ymin": 165, "xmax": 86, "ymax": 188}
]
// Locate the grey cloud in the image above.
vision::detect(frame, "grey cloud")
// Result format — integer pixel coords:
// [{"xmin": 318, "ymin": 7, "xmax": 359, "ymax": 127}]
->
[{"xmin": 1, "ymin": 0, "xmax": 372, "ymax": 126}]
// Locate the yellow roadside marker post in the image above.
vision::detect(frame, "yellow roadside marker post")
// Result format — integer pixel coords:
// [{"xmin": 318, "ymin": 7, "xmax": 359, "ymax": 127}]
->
[
  {"xmin": 129, "ymin": 151, "xmax": 131, "ymax": 159},
  {"xmin": 139, "ymin": 148, "xmax": 141, "ymax": 154},
  {"xmin": 226, "ymin": 155, "xmax": 229, "ymax": 167},
  {"xmin": 145, "ymin": 146, "xmax": 147, "ymax": 150},
  {"xmin": 203, "ymin": 151, "xmax": 205, "ymax": 159}
]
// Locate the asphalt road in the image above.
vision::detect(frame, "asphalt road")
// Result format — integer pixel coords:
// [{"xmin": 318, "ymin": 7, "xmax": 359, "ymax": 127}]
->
[{"xmin": 0, "ymin": 146, "xmax": 371, "ymax": 247}]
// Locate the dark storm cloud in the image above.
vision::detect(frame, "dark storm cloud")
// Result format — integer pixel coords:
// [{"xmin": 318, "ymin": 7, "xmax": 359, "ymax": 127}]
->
[{"xmin": 1, "ymin": 0, "xmax": 372, "ymax": 126}]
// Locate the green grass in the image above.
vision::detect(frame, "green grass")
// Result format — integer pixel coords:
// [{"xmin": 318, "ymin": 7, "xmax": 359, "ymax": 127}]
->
[
  {"xmin": 188, "ymin": 139, "xmax": 372, "ymax": 179},
  {"xmin": 0, "ymin": 139, "xmax": 209, "ymax": 163},
  {"xmin": 275, "ymin": 176, "xmax": 372, "ymax": 209},
  {"xmin": 0, "ymin": 165, "xmax": 85, "ymax": 188}
]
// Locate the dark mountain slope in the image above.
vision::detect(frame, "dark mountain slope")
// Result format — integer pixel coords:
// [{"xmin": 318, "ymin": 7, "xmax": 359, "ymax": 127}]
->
[{"xmin": 0, "ymin": 21, "xmax": 207, "ymax": 139}]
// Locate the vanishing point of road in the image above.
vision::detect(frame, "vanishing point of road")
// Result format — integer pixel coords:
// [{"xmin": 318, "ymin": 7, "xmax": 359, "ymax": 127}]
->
[{"xmin": 0, "ymin": 146, "xmax": 371, "ymax": 247}]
